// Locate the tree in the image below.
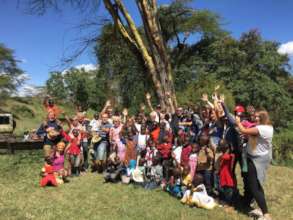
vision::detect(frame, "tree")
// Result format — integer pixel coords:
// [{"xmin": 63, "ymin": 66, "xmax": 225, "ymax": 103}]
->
[
  {"xmin": 27, "ymin": 0, "xmax": 220, "ymax": 113},
  {"xmin": 0, "ymin": 43, "xmax": 25, "ymax": 98},
  {"xmin": 46, "ymin": 71, "xmax": 67, "ymax": 100}
]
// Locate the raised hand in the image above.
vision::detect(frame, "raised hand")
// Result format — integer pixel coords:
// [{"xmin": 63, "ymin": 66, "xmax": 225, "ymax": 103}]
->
[
  {"xmin": 201, "ymin": 93, "xmax": 209, "ymax": 102},
  {"xmin": 122, "ymin": 108, "xmax": 128, "ymax": 116},
  {"xmin": 219, "ymin": 94, "xmax": 225, "ymax": 103},
  {"xmin": 106, "ymin": 100, "xmax": 111, "ymax": 107},
  {"xmin": 145, "ymin": 92, "xmax": 151, "ymax": 100},
  {"xmin": 214, "ymin": 85, "xmax": 220, "ymax": 91}
]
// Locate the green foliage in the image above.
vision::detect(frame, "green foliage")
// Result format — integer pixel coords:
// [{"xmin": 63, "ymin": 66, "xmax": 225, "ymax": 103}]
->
[
  {"xmin": 46, "ymin": 68, "xmax": 105, "ymax": 111},
  {"xmin": 273, "ymin": 123, "xmax": 293, "ymax": 162},
  {"xmin": 0, "ymin": 43, "xmax": 25, "ymax": 98},
  {"xmin": 158, "ymin": 1, "xmax": 223, "ymax": 43},
  {"xmin": 189, "ymin": 30, "xmax": 293, "ymax": 128},
  {"xmin": 11, "ymin": 105, "xmax": 35, "ymax": 118},
  {"xmin": 177, "ymin": 73, "xmax": 235, "ymax": 110},
  {"xmin": 95, "ymin": 24, "xmax": 154, "ymax": 112},
  {"xmin": 46, "ymin": 72, "xmax": 67, "ymax": 100}
]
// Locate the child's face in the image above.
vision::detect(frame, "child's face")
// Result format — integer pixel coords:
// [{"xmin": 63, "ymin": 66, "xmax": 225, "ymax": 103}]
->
[
  {"xmin": 72, "ymin": 130, "xmax": 79, "ymax": 137},
  {"xmin": 191, "ymin": 144, "xmax": 200, "ymax": 153}
]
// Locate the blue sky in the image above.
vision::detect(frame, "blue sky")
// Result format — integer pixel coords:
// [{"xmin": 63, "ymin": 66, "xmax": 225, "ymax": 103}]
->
[{"xmin": 1, "ymin": 0, "xmax": 293, "ymax": 91}]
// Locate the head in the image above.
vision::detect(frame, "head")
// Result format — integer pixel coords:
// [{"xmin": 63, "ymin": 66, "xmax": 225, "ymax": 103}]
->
[
  {"xmin": 48, "ymin": 99, "xmax": 54, "ymax": 107},
  {"xmin": 112, "ymin": 116, "xmax": 121, "ymax": 127},
  {"xmin": 164, "ymin": 113, "xmax": 170, "ymax": 122},
  {"xmin": 234, "ymin": 105, "xmax": 245, "ymax": 118},
  {"xmin": 44, "ymin": 156, "xmax": 53, "ymax": 165},
  {"xmin": 94, "ymin": 113, "xmax": 99, "ymax": 120},
  {"xmin": 192, "ymin": 173, "xmax": 204, "ymax": 187},
  {"xmin": 136, "ymin": 114, "xmax": 143, "ymax": 124},
  {"xmin": 56, "ymin": 141, "xmax": 65, "ymax": 153},
  {"xmin": 72, "ymin": 129, "xmax": 79, "ymax": 137},
  {"xmin": 255, "ymin": 110, "xmax": 271, "ymax": 125},
  {"xmin": 199, "ymin": 134, "xmax": 209, "ymax": 147},
  {"xmin": 191, "ymin": 143, "xmax": 200, "ymax": 153},
  {"xmin": 76, "ymin": 112, "xmax": 85, "ymax": 123},
  {"xmin": 150, "ymin": 111, "xmax": 157, "ymax": 122},
  {"xmin": 219, "ymin": 139, "xmax": 230, "ymax": 153},
  {"xmin": 107, "ymin": 107, "xmax": 113, "ymax": 117},
  {"xmin": 101, "ymin": 113, "xmax": 109, "ymax": 124},
  {"xmin": 182, "ymin": 165, "xmax": 190, "ymax": 176},
  {"xmin": 156, "ymin": 104, "xmax": 161, "ymax": 112},
  {"xmin": 172, "ymin": 167, "xmax": 182, "ymax": 179},
  {"xmin": 176, "ymin": 107, "xmax": 183, "ymax": 117},
  {"xmin": 48, "ymin": 111, "xmax": 56, "ymax": 122},
  {"xmin": 210, "ymin": 109, "xmax": 217, "ymax": 121}
]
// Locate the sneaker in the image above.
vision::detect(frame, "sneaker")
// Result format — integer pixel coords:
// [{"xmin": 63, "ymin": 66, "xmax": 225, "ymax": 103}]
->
[{"xmin": 249, "ymin": 209, "xmax": 263, "ymax": 217}]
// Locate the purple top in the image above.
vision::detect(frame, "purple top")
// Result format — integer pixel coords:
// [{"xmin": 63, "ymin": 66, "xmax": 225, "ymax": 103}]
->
[{"xmin": 52, "ymin": 154, "xmax": 64, "ymax": 172}]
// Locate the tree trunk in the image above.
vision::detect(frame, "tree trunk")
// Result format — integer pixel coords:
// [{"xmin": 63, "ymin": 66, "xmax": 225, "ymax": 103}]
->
[{"xmin": 103, "ymin": 0, "xmax": 177, "ymax": 113}]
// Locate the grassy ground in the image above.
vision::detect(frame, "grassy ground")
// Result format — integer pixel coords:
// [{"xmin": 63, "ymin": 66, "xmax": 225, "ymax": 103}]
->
[{"xmin": 0, "ymin": 150, "xmax": 293, "ymax": 220}]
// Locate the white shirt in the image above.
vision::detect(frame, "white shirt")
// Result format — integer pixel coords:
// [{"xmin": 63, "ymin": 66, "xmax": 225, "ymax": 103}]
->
[
  {"xmin": 248, "ymin": 125, "xmax": 273, "ymax": 156},
  {"xmin": 90, "ymin": 119, "xmax": 101, "ymax": 132}
]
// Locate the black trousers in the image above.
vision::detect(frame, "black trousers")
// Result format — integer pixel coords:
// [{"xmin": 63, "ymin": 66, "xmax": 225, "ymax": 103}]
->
[{"xmin": 247, "ymin": 158, "xmax": 268, "ymax": 214}]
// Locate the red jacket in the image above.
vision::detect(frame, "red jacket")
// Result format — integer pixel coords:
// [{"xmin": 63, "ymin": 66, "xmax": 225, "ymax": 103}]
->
[
  {"xmin": 180, "ymin": 145, "xmax": 192, "ymax": 167},
  {"xmin": 157, "ymin": 142, "xmax": 172, "ymax": 159}
]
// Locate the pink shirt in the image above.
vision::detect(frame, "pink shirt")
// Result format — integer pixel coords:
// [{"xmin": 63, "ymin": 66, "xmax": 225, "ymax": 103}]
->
[{"xmin": 52, "ymin": 154, "xmax": 64, "ymax": 172}]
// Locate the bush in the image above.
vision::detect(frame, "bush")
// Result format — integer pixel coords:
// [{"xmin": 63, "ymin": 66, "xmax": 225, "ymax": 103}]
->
[{"xmin": 273, "ymin": 123, "xmax": 293, "ymax": 162}]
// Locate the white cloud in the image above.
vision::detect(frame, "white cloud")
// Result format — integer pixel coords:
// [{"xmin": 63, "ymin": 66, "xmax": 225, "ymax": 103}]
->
[
  {"xmin": 16, "ymin": 84, "xmax": 44, "ymax": 97},
  {"xmin": 62, "ymin": 63, "xmax": 98, "ymax": 74},
  {"xmin": 278, "ymin": 41, "xmax": 293, "ymax": 56}
]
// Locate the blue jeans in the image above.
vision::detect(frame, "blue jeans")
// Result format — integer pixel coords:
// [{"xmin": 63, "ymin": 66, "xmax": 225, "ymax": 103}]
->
[
  {"xmin": 82, "ymin": 141, "xmax": 88, "ymax": 169},
  {"xmin": 198, "ymin": 170, "xmax": 213, "ymax": 194}
]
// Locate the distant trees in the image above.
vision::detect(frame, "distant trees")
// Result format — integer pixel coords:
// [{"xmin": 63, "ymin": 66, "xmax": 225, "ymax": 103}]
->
[
  {"xmin": 0, "ymin": 44, "xmax": 25, "ymax": 99},
  {"xmin": 46, "ymin": 68, "xmax": 105, "ymax": 110}
]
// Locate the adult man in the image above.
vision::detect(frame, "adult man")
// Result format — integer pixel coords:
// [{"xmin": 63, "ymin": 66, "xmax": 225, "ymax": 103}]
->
[{"xmin": 94, "ymin": 113, "xmax": 112, "ymax": 172}]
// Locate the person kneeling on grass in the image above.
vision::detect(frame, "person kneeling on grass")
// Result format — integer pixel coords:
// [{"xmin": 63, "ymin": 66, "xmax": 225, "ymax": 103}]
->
[
  {"xmin": 52, "ymin": 141, "xmax": 69, "ymax": 184},
  {"xmin": 103, "ymin": 152, "xmax": 123, "ymax": 183}
]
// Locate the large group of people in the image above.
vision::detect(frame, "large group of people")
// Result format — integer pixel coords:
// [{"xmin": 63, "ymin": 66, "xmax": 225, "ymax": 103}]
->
[{"xmin": 36, "ymin": 88, "xmax": 273, "ymax": 220}]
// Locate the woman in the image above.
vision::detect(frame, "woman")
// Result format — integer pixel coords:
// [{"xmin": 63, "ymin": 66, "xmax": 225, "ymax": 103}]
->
[{"xmin": 236, "ymin": 110, "xmax": 273, "ymax": 220}]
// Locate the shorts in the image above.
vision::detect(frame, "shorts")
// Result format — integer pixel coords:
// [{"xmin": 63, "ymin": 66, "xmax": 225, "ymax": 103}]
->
[{"xmin": 95, "ymin": 141, "xmax": 108, "ymax": 161}]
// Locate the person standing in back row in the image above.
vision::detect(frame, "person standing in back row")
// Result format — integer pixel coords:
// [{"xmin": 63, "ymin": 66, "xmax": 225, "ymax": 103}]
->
[{"xmin": 236, "ymin": 110, "xmax": 273, "ymax": 220}]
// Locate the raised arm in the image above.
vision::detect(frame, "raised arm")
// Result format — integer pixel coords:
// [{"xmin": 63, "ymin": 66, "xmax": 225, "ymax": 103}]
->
[
  {"xmin": 100, "ymin": 100, "xmax": 111, "ymax": 118},
  {"xmin": 145, "ymin": 92, "xmax": 154, "ymax": 112}
]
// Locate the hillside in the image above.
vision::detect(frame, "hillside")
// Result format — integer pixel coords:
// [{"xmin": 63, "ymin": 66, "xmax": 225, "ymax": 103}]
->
[{"xmin": 0, "ymin": 97, "xmax": 76, "ymax": 136}]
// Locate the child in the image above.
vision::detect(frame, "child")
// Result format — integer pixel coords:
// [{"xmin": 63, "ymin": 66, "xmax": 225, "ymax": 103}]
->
[
  {"xmin": 180, "ymin": 137, "xmax": 192, "ymax": 168},
  {"xmin": 103, "ymin": 152, "xmax": 123, "ymax": 183},
  {"xmin": 136, "ymin": 124, "xmax": 149, "ymax": 153},
  {"xmin": 166, "ymin": 167, "xmax": 182, "ymax": 198},
  {"xmin": 52, "ymin": 141, "xmax": 69, "ymax": 184},
  {"xmin": 144, "ymin": 156, "xmax": 163, "ymax": 190},
  {"xmin": 63, "ymin": 129, "xmax": 82, "ymax": 176},
  {"xmin": 156, "ymin": 135, "xmax": 172, "ymax": 181},
  {"xmin": 189, "ymin": 143, "xmax": 199, "ymax": 180},
  {"xmin": 218, "ymin": 140, "xmax": 235, "ymax": 206},
  {"xmin": 181, "ymin": 165, "xmax": 192, "ymax": 194},
  {"xmin": 144, "ymin": 139, "xmax": 157, "ymax": 177},
  {"xmin": 109, "ymin": 116, "xmax": 126, "ymax": 162},
  {"xmin": 124, "ymin": 130, "xmax": 137, "ymax": 166},
  {"xmin": 40, "ymin": 157, "xmax": 58, "ymax": 187},
  {"xmin": 197, "ymin": 135, "xmax": 214, "ymax": 195}
]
